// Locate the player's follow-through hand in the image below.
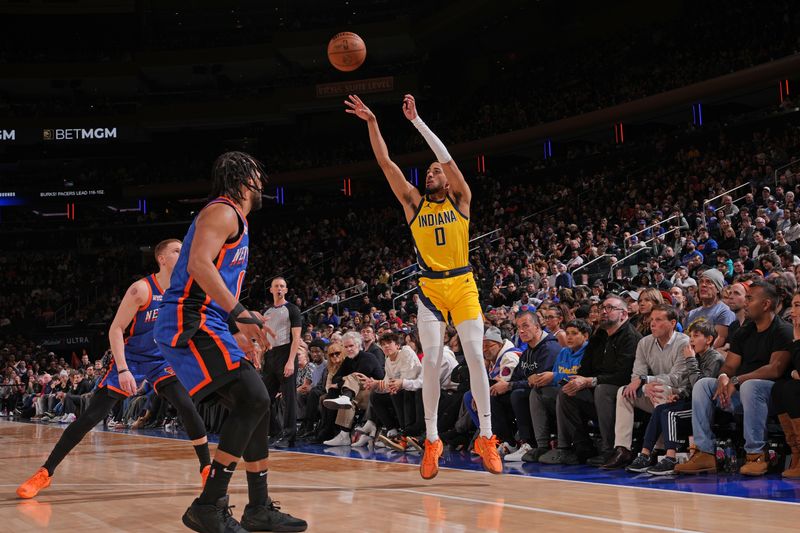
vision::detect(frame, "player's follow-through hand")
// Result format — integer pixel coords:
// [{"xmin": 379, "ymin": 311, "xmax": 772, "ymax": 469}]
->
[
  {"xmin": 344, "ymin": 94, "xmax": 375, "ymax": 121},
  {"xmin": 402, "ymin": 94, "xmax": 418, "ymax": 121}
]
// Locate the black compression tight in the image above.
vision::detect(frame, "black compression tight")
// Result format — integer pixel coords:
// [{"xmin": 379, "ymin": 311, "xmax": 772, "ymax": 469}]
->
[
  {"xmin": 43, "ymin": 388, "xmax": 119, "ymax": 475},
  {"xmin": 157, "ymin": 379, "xmax": 207, "ymax": 441},
  {"xmin": 214, "ymin": 364, "xmax": 271, "ymax": 460}
]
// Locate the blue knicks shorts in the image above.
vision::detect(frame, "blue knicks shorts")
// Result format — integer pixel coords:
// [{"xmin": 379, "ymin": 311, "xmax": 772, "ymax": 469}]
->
[
  {"xmin": 157, "ymin": 324, "xmax": 244, "ymax": 401},
  {"xmin": 98, "ymin": 355, "xmax": 178, "ymax": 399}
]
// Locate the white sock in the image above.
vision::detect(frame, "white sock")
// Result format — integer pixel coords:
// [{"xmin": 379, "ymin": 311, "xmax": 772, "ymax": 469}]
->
[{"xmin": 456, "ymin": 317, "xmax": 493, "ymax": 438}]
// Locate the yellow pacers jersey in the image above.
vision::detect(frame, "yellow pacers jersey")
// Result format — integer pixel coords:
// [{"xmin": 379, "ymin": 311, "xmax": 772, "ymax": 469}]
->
[{"xmin": 409, "ymin": 195, "xmax": 469, "ymax": 272}]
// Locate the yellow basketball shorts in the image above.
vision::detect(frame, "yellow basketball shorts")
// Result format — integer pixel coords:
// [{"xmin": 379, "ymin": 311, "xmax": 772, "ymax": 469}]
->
[{"xmin": 417, "ymin": 273, "xmax": 482, "ymax": 326}]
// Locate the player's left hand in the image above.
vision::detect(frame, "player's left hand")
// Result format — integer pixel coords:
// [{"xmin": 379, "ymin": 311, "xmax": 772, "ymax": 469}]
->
[
  {"xmin": 234, "ymin": 332, "xmax": 263, "ymax": 370},
  {"xmin": 402, "ymin": 94, "xmax": 418, "ymax": 121},
  {"xmin": 283, "ymin": 362, "xmax": 294, "ymax": 378}
]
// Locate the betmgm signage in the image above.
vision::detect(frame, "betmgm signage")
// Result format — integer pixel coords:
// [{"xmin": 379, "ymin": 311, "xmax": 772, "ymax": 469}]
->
[
  {"xmin": 43, "ymin": 127, "xmax": 117, "ymax": 141},
  {"xmin": 0, "ymin": 129, "xmax": 15, "ymax": 141}
]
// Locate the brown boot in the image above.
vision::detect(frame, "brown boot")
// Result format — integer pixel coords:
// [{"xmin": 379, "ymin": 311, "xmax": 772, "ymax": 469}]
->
[
  {"xmin": 674, "ymin": 450, "xmax": 717, "ymax": 474},
  {"xmin": 784, "ymin": 416, "xmax": 800, "ymax": 479},
  {"xmin": 739, "ymin": 452, "xmax": 769, "ymax": 476}
]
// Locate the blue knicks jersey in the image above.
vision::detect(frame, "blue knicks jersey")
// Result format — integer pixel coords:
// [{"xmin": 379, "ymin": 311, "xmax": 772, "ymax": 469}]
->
[
  {"xmin": 124, "ymin": 275, "xmax": 164, "ymax": 359},
  {"xmin": 154, "ymin": 197, "xmax": 249, "ymax": 347}
]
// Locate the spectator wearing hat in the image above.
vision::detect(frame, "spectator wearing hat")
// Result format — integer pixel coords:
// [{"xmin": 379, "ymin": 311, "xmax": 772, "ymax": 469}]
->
[
  {"xmin": 766, "ymin": 197, "xmax": 784, "ymax": 228},
  {"xmin": 620, "ymin": 290, "xmax": 640, "ymax": 329},
  {"xmin": 681, "ymin": 241, "xmax": 703, "ymax": 266},
  {"xmin": 463, "ymin": 327, "xmax": 522, "ymax": 446},
  {"xmin": 696, "ymin": 228, "xmax": 718, "ymax": 264},
  {"xmin": 671, "ymin": 265, "xmax": 697, "ymax": 291},
  {"xmin": 685, "ymin": 269, "xmax": 735, "ymax": 349},
  {"xmin": 653, "ymin": 269, "xmax": 672, "ymax": 291}
]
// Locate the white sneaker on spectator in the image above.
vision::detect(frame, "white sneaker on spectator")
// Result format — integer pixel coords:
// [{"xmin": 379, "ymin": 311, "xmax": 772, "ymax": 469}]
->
[
  {"xmin": 323, "ymin": 430, "xmax": 352, "ymax": 446},
  {"xmin": 323, "ymin": 396, "xmax": 353, "ymax": 410},
  {"xmin": 0, "ymin": 410, "xmax": 7, "ymax": 417},
  {"xmin": 351, "ymin": 433, "xmax": 372, "ymax": 448},
  {"xmin": 374, "ymin": 439, "xmax": 387, "ymax": 449},
  {"xmin": 62, "ymin": 413, "xmax": 76, "ymax": 424},
  {"xmin": 498, "ymin": 442, "xmax": 519, "ymax": 457},
  {"xmin": 386, "ymin": 428, "xmax": 399, "ymax": 438},
  {"xmin": 356, "ymin": 419, "xmax": 377, "ymax": 437},
  {"xmin": 503, "ymin": 443, "xmax": 533, "ymax": 462},
  {"xmin": 107, "ymin": 420, "xmax": 117, "ymax": 428}
]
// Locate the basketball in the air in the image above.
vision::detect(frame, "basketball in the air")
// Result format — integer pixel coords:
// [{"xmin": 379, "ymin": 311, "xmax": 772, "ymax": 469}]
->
[{"xmin": 327, "ymin": 32, "xmax": 366, "ymax": 72}]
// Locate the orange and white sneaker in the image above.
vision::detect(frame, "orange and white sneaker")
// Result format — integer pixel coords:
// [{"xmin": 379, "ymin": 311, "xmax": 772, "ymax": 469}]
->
[
  {"xmin": 17, "ymin": 467, "xmax": 52, "ymax": 499},
  {"xmin": 474, "ymin": 435, "xmax": 503, "ymax": 475},
  {"xmin": 420, "ymin": 438, "xmax": 444, "ymax": 480},
  {"xmin": 200, "ymin": 464, "xmax": 211, "ymax": 488}
]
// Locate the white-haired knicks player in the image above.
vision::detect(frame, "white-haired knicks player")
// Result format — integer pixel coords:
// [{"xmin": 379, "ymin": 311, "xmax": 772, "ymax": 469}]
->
[{"xmin": 346, "ymin": 93, "xmax": 502, "ymax": 478}]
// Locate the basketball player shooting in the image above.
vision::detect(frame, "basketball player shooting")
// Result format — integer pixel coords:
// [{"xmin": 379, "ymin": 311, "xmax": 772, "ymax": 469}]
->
[{"xmin": 345, "ymin": 94, "xmax": 502, "ymax": 478}]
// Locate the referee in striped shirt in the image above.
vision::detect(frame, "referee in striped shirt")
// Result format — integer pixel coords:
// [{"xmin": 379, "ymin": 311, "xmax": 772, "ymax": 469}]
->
[{"xmin": 262, "ymin": 277, "xmax": 303, "ymax": 448}]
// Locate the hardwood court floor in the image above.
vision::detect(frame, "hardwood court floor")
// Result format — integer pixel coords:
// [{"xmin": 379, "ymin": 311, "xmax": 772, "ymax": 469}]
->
[{"xmin": 1, "ymin": 420, "xmax": 799, "ymax": 532}]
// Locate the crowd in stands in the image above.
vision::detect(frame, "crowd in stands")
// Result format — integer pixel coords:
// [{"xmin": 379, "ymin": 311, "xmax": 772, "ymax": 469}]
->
[{"xmin": 3, "ymin": 107, "xmax": 800, "ymax": 477}]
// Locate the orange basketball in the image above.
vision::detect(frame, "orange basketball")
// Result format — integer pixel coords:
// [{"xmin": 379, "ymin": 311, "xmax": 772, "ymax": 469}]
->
[{"xmin": 327, "ymin": 32, "xmax": 367, "ymax": 72}]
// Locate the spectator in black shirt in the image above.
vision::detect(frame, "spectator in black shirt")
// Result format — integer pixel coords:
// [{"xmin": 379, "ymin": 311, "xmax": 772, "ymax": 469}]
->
[
  {"xmin": 771, "ymin": 290, "xmax": 800, "ymax": 479},
  {"xmin": 541, "ymin": 296, "xmax": 641, "ymax": 466},
  {"xmin": 677, "ymin": 280, "xmax": 792, "ymax": 476}
]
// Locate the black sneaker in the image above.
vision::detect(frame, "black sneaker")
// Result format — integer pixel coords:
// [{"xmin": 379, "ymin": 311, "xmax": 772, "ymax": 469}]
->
[
  {"xmin": 182, "ymin": 495, "xmax": 248, "ymax": 533},
  {"xmin": 241, "ymin": 500, "xmax": 308, "ymax": 532},
  {"xmin": 538, "ymin": 448, "xmax": 581, "ymax": 465},
  {"xmin": 272, "ymin": 433, "xmax": 296, "ymax": 449},
  {"xmin": 521, "ymin": 447, "xmax": 550, "ymax": 463},
  {"xmin": 647, "ymin": 457, "xmax": 678, "ymax": 476},
  {"xmin": 586, "ymin": 450, "xmax": 615, "ymax": 467},
  {"xmin": 626, "ymin": 453, "xmax": 655, "ymax": 473}
]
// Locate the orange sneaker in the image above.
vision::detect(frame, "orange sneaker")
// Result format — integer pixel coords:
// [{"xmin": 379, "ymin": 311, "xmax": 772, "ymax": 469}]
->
[
  {"xmin": 17, "ymin": 467, "xmax": 52, "ymax": 499},
  {"xmin": 200, "ymin": 464, "xmax": 211, "ymax": 488},
  {"xmin": 420, "ymin": 438, "xmax": 444, "ymax": 480},
  {"xmin": 474, "ymin": 435, "xmax": 503, "ymax": 475}
]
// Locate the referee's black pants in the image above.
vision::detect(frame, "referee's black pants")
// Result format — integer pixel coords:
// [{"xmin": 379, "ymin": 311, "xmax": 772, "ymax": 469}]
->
[{"xmin": 262, "ymin": 343, "xmax": 298, "ymax": 437}]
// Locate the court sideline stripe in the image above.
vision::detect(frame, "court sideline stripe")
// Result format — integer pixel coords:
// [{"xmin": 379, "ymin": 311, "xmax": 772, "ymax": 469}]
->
[{"xmin": 5, "ymin": 420, "xmax": 799, "ymax": 508}]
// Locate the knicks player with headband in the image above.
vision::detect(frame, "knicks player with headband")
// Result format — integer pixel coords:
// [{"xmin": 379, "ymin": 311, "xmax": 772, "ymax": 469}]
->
[
  {"xmin": 17, "ymin": 239, "xmax": 212, "ymax": 499},
  {"xmin": 346, "ymin": 94, "xmax": 502, "ymax": 479},
  {"xmin": 154, "ymin": 152, "xmax": 306, "ymax": 533}
]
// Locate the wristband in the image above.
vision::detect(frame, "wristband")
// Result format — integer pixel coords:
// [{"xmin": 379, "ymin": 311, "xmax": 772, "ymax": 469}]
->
[
  {"xmin": 227, "ymin": 301, "xmax": 264, "ymax": 333},
  {"xmin": 118, "ymin": 368, "xmax": 130, "ymax": 375}
]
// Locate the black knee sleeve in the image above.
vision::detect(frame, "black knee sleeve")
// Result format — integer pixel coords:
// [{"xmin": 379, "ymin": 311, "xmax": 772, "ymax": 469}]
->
[{"xmin": 215, "ymin": 364, "xmax": 272, "ymax": 458}]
